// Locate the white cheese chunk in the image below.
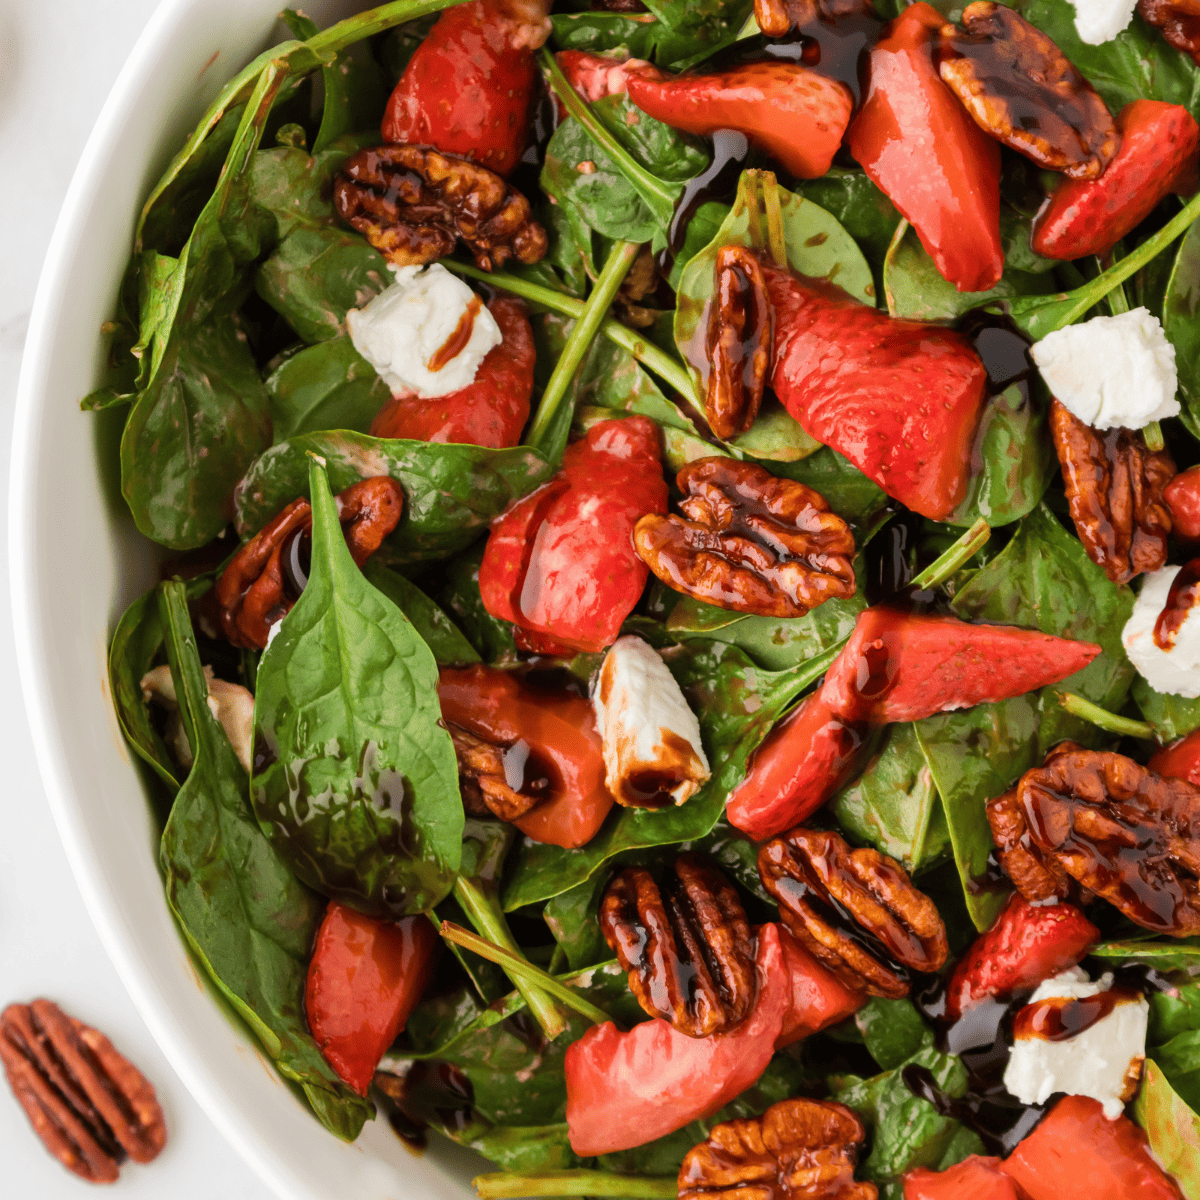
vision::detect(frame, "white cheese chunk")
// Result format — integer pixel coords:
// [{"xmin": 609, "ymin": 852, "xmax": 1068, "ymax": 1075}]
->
[
  {"xmin": 1070, "ymin": 0, "xmax": 1137, "ymax": 44},
  {"xmin": 1003, "ymin": 968, "xmax": 1148, "ymax": 1119},
  {"xmin": 1122, "ymin": 565, "xmax": 1200, "ymax": 699},
  {"xmin": 141, "ymin": 664, "xmax": 256, "ymax": 775},
  {"xmin": 592, "ymin": 636, "xmax": 710, "ymax": 807},
  {"xmin": 1031, "ymin": 308, "xmax": 1179, "ymax": 430},
  {"xmin": 346, "ymin": 263, "xmax": 501, "ymax": 399}
]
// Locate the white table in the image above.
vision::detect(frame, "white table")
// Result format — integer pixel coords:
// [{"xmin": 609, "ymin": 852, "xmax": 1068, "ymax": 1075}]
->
[{"xmin": 1, "ymin": 3, "xmax": 276, "ymax": 1195}]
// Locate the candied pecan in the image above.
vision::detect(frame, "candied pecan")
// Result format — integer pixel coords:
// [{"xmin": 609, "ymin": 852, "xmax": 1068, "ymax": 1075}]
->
[
  {"xmin": 758, "ymin": 828, "xmax": 948, "ymax": 998},
  {"xmin": 0, "ymin": 999, "xmax": 166, "ymax": 1183},
  {"xmin": 600, "ymin": 854, "xmax": 757, "ymax": 1037},
  {"xmin": 634, "ymin": 457, "xmax": 855, "ymax": 617},
  {"xmin": 616, "ymin": 244, "xmax": 661, "ymax": 329},
  {"xmin": 705, "ymin": 246, "xmax": 773, "ymax": 441},
  {"xmin": 1016, "ymin": 744, "xmax": 1200, "ymax": 935},
  {"xmin": 938, "ymin": 2, "xmax": 1119, "ymax": 179},
  {"xmin": 987, "ymin": 781, "xmax": 1082, "ymax": 904},
  {"xmin": 679, "ymin": 1098, "xmax": 876, "ymax": 1200},
  {"xmin": 334, "ymin": 145, "xmax": 548, "ymax": 272},
  {"xmin": 215, "ymin": 477, "xmax": 403, "ymax": 649},
  {"xmin": 754, "ymin": 0, "xmax": 874, "ymax": 35},
  {"xmin": 448, "ymin": 723, "xmax": 548, "ymax": 821},
  {"xmin": 1139, "ymin": 0, "xmax": 1200, "ymax": 66},
  {"xmin": 1050, "ymin": 399, "xmax": 1175, "ymax": 585}
]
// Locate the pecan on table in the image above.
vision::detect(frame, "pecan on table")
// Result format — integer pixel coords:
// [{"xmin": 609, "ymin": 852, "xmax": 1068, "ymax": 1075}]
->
[
  {"xmin": 987, "ymin": 776, "xmax": 1084, "ymax": 905},
  {"xmin": 215, "ymin": 476, "xmax": 403, "ymax": 650},
  {"xmin": 600, "ymin": 854, "xmax": 757, "ymax": 1037},
  {"xmin": 1050, "ymin": 399, "xmax": 1175, "ymax": 585},
  {"xmin": 633, "ymin": 457, "xmax": 856, "ymax": 618},
  {"xmin": 334, "ymin": 145, "xmax": 548, "ymax": 272},
  {"xmin": 678, "ymin": 1098, "xmax": 876, "ymax": 1200},
  {"xmin": 758, "ymin": 828, "xmax": 948, "ymax": 998},
  {"xmin": 1139, "ymin": 0, "xmax": 1200, "ymax": 66},
  {"xmin": 938, "ymin": 2, "xmax": 1119, "ymax": 179},
  {"xmin": 705, "ymin": 246, "xmax": 772, "ymax": 441},
  {"xmin": 0, "ymin": 999, "xmax": 166, "ymax": 1183},
  {"xmin": 448, "ymin": 723, "xmax": 550, "ymax": 821},
  {"xmin": 1014, "ymin": 743, "xmax": 1200, "ymax": 935}
]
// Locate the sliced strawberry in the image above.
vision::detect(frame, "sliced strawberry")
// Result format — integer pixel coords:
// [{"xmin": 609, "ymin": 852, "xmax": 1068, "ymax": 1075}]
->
[
  {"xmin": 1149, "ymin": 727, "xmax": 1200, "ymax": 788},
  {"xmin": 776, "ymin": 925, "xmax": 866, "ymax": 1047},
  {"xmin": 1032, "ymin": 100, "xmax": 1200, "ymax": 260},
  {"xmin": 945, "ymin": 893, "xmax": 1099, "ymax": 1021},
  {"xmin": 370, "ymin": 299, "xmax": 535, "ymax": 449},
  {"xmin": 906, "ymin": 1156, "xmax": 1025, "ymax": 1200},
  {"xmin": 821, "ymin": 608, "xmax": 1102, "ymax": 725},
  {"xmin": 1165, "ymin": 465, "xmax": 1200, "ymax": 543},
  {"xmin": 763, "ymin": 263, "xmax": 988, "ymax": 521},
  {"xmin": 848, "ymin": 2, "xmax": 1002, "ymax": 292},
  {"xmin": 554, "ymin": 50, "xmax": 662, "ymax": 120},
  {"xmin": 626, "ymin": 62, "xmax": 853, "ymax": 179}
]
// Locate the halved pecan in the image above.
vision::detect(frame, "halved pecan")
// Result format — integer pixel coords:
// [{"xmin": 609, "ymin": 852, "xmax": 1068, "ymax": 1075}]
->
[
  {"xmin": 754, "ymin": 0, "xmax": 874, "ymax": 35},
  {"xmin": 448, "ymin": 723, "xmax": 550, "ymax": 821},
  {"xmin": 987, "ymin": 779, "xmax": 1082, "ymax": 905},
  {"xmin": 758, "ymin": 828, "xmax": 948, "ymax": 998},
  {"xmin": 1050, "ymin": 399, "xmax": 1175, "ymax": 585},
  {"xmin": 634, "ymin": 457, "xmax": 856, "ymax": 617},
  {"xmin": 679, "ymin": 1098, "xmax": 876, "ymax": 1200},
  {"xmin": 1016, "ymin": 744, "xmax": 1200, "ymax": 935},
  {"xmin": 616, "ymin": 245, "xmax": 661, "ymax": 330},
  {"xmin": 600, "ymin": 854, "xmax": 757, "ymax": 1037},
  {"xmin": 705, "ymin": 246, "xmax": 772, "ymax": 441},
  {"xmin": 938, "ymin": 2, "xmax": 1119, "ymax": 179},
  {"xmin": 334, "ymin": 145, "xmax": 548, "ymax": 272},
  {"xmin": 0, "ymin": 1000, "xmax": 166, "ymax": 1183},
  {"xmin": 1139, "ymin": 0, "xmax": 1200, "ymax": 65},
  {"xmin": 214, "ymin": 477, "xmax": 403, "ymax": 649}
]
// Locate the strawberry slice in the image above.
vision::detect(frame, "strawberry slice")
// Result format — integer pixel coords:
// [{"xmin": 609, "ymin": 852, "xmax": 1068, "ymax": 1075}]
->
[
  {"xmin": 1149, "ymin": 727, "xmax": 1200, "ymax": 788},
  {"xmin": 626, "ymin": 62, "xmax": 853, "ymax": 180},
  {"xmin": 763, "ymin": 263, "xmax": 988, "ymax": 520},
  {"xmin": 906, "ymin": 1156, "xmax": 1025, "ymax": 1200},
  {"xmin": 1032, "ymin": 100, "xmax": 1200, "ymax": 260},
  {"xmin": 945, "ymin": 893, "xmax": 1099, "ymax": 1022},
  {"xmin": 1165, "ymin": 465, "xmax": 1200, "ymax": 543},
  {"xmin": 776, "ymin": 925, "xmax": 866, "ymax": 1047}
]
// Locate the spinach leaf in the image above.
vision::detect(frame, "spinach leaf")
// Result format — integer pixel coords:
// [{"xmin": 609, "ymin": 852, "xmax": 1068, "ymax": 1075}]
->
[
  {"xmin": 156, "ymin": 580, "xmax": 371, "ymax": 1140},
  {"xmin": 1162, "ymin": 215, "xmax": 1200, "ymax": 441},
  {"xmin": 266, "ymin": 335, "xmax": 389, "ymax": 441},
  {"xmin": 439, "ymin": 543, "xmax": 522, "ymax": 666},
  {"xmin": 361, "ymin": 561, "xmax": 480, "ymax": 666},
  {"xmin": 855, "ymin": 997, "xmax": 933, "ymax": 1072},
  {"xmin": 1133, "ymin": 676, "xmax": 1200, "ymax": 742},
  {"xmin": 549, "ymin": 9, "xmax": 746, "ymax": 69},
  {"xmin": 1133, "ymin": 1061, "xmax": 1200, "ymax": 1199},
  {"xmin": 767, "ymin": 447, "xmax": 887, "ymax": 525},
  {"xmin": 543, "ymin": 870, "xmax": 619, "ymax": 971},
  {"xmin": 250, "ymin": 459, "xmax": 462, "ymax": 918},
  {"xmin": 452, "ymin": 1122, "xmax": 583, "ymax": 1173},
  {"xmin": 1091, "ymin": 937, "xmax": 1200, "ymax": 972},
  {"xmin": 234, "ymin": 430, "xmax": 554, "ymax": 566},
  {"xmin": 638, "ymin": 0, "xmax": 756, "ymax": 65}
]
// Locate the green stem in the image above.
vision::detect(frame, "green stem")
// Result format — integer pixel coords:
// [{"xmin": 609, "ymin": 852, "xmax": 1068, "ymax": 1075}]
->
[
  {"xmin": 310, "ymin": 0, "xmax": 470, "ymax": 54},
  {"xmin": 1059, "ymin": 693, "xmax": 1155, "ymax": 740},
  {"xmin": 444, "ymin": 260, "xmax": 702, "ymax": 405},
  {"xmin": 454, "ymin": 879, "xmax": 567, "ymax": 1040},
  {"xmin": 539, "ymin": 48, "xmax": 679, "ymax": 221},
  {"xmin": 474, "ymin": 1171, "xmax": 678, "ymax": 1199},
  {"xmin": 440, "ymin": 923, "xmax": 616, "ymax": 1027},
  {"xmin": 911, "ymin": 519, "xmax": 991, "ymax": 592},
  {"xmin": 759, "ymin": 173, "xmax": 787, "ymax": 269},
  {"xmin": 525, "ymin": 240, "xmax": 643, "ymax": 451},
  {"xmin": 1144, "ymin": 421, "xmax": 1165, "ymax": 452}
]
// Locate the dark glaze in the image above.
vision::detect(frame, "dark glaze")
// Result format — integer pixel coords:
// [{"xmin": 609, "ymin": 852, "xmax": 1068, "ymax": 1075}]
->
[
  {"xmin": 623, "ymin": 768, "xmax": 686, "ymax": 809},
  {"xmin": 1154, "ymin": 557, "xmax": 1200, "ymax": 650},
  {"xmin": 957, "ymin": 309, "xmax": 1035, "ymax": 400},
  {"xmin": 1012, "ymin": 988, "xmax": 1142, "ymax": 1042},
  {"xmin": 377, "ymin": 1062, "xmax": 474, "ymax": 1153},
  {"xmin": 428, "ymin": 296, "xmax": 483, "ymax": 372},
  {"xmin": 668, "ymin": 129, "xmax": 751, "ymax": 256},
  {"xmin": 967, "ymin": 850, "xmax": 1012, "ymax": 897},
  {"xmin": 864, "ymin": 511, "xmax": 920, "ymax": 605},
  {"xmin": 502, "ymin": 738, "xmax": 556, "ymax": 801}
]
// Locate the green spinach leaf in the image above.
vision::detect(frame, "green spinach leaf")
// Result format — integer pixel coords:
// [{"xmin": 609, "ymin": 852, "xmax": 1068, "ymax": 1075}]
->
[
  {"xmin": 266, "ymin": 334, "xmax": 390, "ymax": 441},
  {"xmin": 1133, "ymin": 1061, "xmax": 1200, "ymax": 1200},
  {"xmin": 1162, "ymin": 215, "xmax": 1200, "ymax": 441},
  {"xmin": 439, "ymin": 543, "xmax": 522, "ymax": 666},
  {"xmin": 1133, "ymin": 677, "xmax": 1200, "ymax": 742},
  {"xmin": 362, "ymin": 561, "xmax": 480, "ymax": 667},
  {"xmin": 855, "ymin": 997, "xmax": 933, "ymax": 1072}
]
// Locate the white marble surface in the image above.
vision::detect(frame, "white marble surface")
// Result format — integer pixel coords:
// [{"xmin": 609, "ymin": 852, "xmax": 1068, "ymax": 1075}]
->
[{"xmin": 0, "ymin": 2, "xmax": 276, "ymax": 1194}]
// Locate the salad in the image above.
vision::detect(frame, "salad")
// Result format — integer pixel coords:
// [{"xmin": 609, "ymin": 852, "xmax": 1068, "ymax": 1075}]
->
[{"xmin": 89, "ymin": 0, "xmax": 1200, "ymax": 1194}]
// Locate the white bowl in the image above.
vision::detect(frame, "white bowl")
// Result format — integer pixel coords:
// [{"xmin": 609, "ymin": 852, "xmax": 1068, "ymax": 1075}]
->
[{"xmin": 10, "ymin": 3, "xmax": 487, "ymax": 1197}]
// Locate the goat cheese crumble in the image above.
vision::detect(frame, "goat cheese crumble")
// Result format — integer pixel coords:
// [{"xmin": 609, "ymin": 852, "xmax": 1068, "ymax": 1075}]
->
[
  {"xmin": 1121, "ymin": 565, "xmax": 1200, "ymax": 698},
  {"xmin": 1031, "ymin": 308, "xmax": 1179, "ymax": 430},
  {"xmin": 1069, "ymin": 0, "xmax": 1138, "ymax": 44},
  {"xmin": 346, "ymin": 263, "xmax": 501, "ymax": 399}
]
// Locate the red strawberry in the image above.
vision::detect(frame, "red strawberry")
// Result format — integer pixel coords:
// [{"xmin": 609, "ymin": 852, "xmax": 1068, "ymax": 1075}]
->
[
  {"xmin": 626, "ymin": 62, "xmax": 853, "ymax": 180},
  {"xmin": 945, "ymin": 893, "xmax": 1099, "ymax": 1022},
  {"xmin": 1032, "ymin": 100, "xmax": 1200, "ymax": 260},
  {"xmin": 1165, "ymin": 464, "xmax": 1200, "ymax": 543},
  {"xmin": 369, "ymin": 298, "xmax": 535, "ymax": 449},
  {"xmin": 1149, "ymin": 727, "xmax": 1200, "ymax": 788},
  {"xmin": 763, "ymin": 262, "xmax": 988, "ymax": 521},
  {"xmin": 554, "ymin": 50, "xmax": 662, "ymax": 120},
  {"xmin": 906, "ymin": 1156, "xmax": 1025, "ymax": 1200}
]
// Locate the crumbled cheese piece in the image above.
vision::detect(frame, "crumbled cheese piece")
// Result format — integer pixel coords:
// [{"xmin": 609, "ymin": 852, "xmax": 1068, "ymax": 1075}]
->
[
  {"xmin": 592, "ymin": 636, "xmax": 710, "ymax": 807},
  {"xmin": 1121, "ymin": 565, "xmax": 1200, "ymax": 699},
  {"xmin": 141, "ymin": 664, "xmax": 256, "ymax": 775},
  {"xmin": 346, "ymin": 263, "xmax": 501, "ymax": 399},
  {"xmin": 1070, "ymin": 0, "xmax": 1138, "ymax": 44},
  {"xmin": 1003, "ymin": 968, "xmax": 1148, "ymax": 1119},
  {"xmin": 1031, "ymin": 308, "xmax": 1179, "ymax": 430}
]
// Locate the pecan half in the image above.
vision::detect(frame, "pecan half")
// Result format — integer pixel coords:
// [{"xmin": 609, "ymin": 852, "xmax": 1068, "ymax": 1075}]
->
[
  {"xmin": 334, "ymin": 145, "xmax": 548, "ymax": 272},
  {"xmin": 938, "ymin": 2, "xmax": 1119, "ymax": 179},
  {"xmin": 616, "ymin": 244, "xmax": 661, "ymax": 330},
  {"xmin": 758, "ymin": 828, "xmax": 948, "ymax": 998},
  {"xmin": 448, "ymin": 723, "xmax": 549, "ymax": 821},
  {"xmin": 0, "ymin": 1000, "xmax": 166, "ymax": 1183},
  {"xmin": 987, "ymin": 779, "xmax": 1083, "ymax": 905},
  {"xmin": 705, "ymin": 246, "xmax": 772, "ymax": 441},
  {"xmin": 679, "ymin": 1098, "xmax": 876, "ymax": 1200},
  {"xmin": 600, "ymin": 854, "xmax": 757, "ymax": 1037},
  {"xmin": 754, "ymin": 0, "xmax": 875, "ymax": 36},
  {"xmin": 1050, "ymin": 399, "xmax": 1175, "ymax": 585},
  {"xmin": 634, "ymin": 457, "xmax": 856, "ymax": 617},
  {"xmin": 1015, "ymin": 744, "xmax": 1200, "ymax": 935},
  {"xmin": 1139, "ymin": 0, "xmax": 1200, "ymax": 66},
  {"xmin": 215, "ymin": 477, "xmax": 403, "ymax": 649}
]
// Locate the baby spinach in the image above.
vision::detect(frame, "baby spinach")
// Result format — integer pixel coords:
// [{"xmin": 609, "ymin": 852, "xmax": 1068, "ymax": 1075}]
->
[
  {"xmin": 549, "ymin": 7, "xmax": 747, "ymax": 70},
  {"xmin": 1163, "ymin": 216, "xmax": 1200, "ymax": 441},
  {"xmin": 250, "ymin": 460, "xmax": 462, "ymax": 918},
  {"xmin": 1134, "ymin": 1061, "xmax": 1200, "ymax": 1200},
  {"xmin": 361, "ymin": 560, "xmax": 480, "ymax": 666},
  {"xmin": 1092, "ymin": 937, "xmax": 1200, "ymax": 972},
  {"xmin": 234, "ymin": 430, "xmax": 553, "ymax": 565},
  {"xmin": 768, "ymin": 447, "xmax": 887, "ymax": 525},
  {"xmin": 156, "ymin": 580, "xmax": 372, "ymax": 1140},
  {"xmin": 439, "ymin": 544, "xmax": 522, "ymax": 666},
  {"xmin": 855, "ymin": 998, "xmax": 934, "ymax": 1072},
  {"xmin": 1133, "ymin": 677, "xmax": 1200, "ymax": 743},
  {"xmin": 452, "ymin": 1122, "xmax": 582, "ymax": 1174},
  {"xmin": 266, "ymin": 335, "xmax": 389, "ymax": 441}
]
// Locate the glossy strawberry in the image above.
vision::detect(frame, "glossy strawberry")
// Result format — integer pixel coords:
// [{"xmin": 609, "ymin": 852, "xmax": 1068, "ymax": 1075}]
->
[
  {"xmin": 906, "ymin": 1156, "xmax": 1024, "ymax": 1200},
  {"xmin": 1165, "ymin": 464, "xmax": 1200, "ymax": 543},
  {"xmin": 1032, "ymin": 100, "xmax": 1200, "ymax": 260},
  {"xmin": 369, "ymin": 298, "xmax": 535, "ymax": 449},
  {"xmin": 1149, "ymin": 727, "xmax": 1200, "ymax": 788},
  {"xmin": 554, "ymin": 50, "xmax": 661, "ymax": 119}
]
